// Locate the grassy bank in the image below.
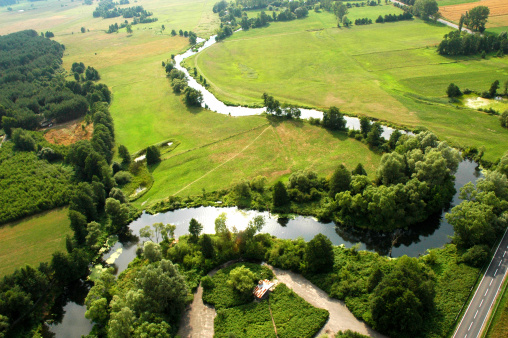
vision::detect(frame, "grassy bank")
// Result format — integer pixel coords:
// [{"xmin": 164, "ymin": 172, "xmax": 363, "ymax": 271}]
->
[{"xmin": 0, "ymin": 208, "xmax": 72, "ymax": 277}]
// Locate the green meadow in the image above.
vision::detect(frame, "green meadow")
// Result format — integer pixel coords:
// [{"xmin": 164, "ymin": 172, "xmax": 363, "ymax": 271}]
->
[
  {"xmin": 189, "ymin": 8, "xmax": 508, "ymax": 162},
  {"xmin": 0, "ymin": 208, "xmax": 72, "ymax": 277}
]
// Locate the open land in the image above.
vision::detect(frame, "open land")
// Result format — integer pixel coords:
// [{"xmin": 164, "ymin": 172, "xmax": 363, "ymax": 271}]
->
[
  {"xmin": 188, "ymin": 7, "xmax": 508, "ymax": 162},
  {"xmin": 440, "ymin": 0, "xmax": 508, "ymax": 29},
  {"xmin": 0, "ymin": 208, "xmax": 71, "ymax": 277}
]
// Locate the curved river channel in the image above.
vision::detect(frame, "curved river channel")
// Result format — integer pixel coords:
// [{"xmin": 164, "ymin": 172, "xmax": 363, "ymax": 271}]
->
[{"xmin": 49, "ymin": 34, "xmax": 480, "ymax": 336}]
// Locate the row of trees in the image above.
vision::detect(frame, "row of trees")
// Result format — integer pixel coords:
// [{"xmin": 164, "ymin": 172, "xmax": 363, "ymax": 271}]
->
[
  {"xmin": 261, "ymin": 93, "xmax": 301, "ymax": 119},
  {"xmin": 164, "ymin": 64, "xmax": 204, "ymax": 107},
  {"xmin": 438, "ymin": 31, "xmax": 508, "ymax": 57},
  {"xmin": 375, "ymin": 11, "xmax": 413, "ymax": 23}
]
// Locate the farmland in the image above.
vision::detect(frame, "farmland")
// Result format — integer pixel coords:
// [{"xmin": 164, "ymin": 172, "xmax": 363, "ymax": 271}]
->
[
  {"xmin": 440, "ymin": 0, "xmax": 508, "ymax": 29},
  {"xmin": 189, "ymin": 7, "xmax": 508, "ymax": 162},
  {"xmin": 0, "ymin": 208, "xmax": 72, "ymax": 277}
]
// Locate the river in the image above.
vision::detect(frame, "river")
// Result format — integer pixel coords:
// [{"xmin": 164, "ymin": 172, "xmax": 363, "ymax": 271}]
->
[{"xmin": 48, "ymin": 33, "xmax": 478, "ymax": 336}]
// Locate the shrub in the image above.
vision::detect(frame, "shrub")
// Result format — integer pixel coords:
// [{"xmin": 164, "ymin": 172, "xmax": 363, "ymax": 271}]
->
[
  {"xmin": 461, "ymin": 245, "xmax": 489, "ymax": 267},
  {"xmin": 114, "ymin": 171, "xmax": 132, "ymax": 185},
  {"xmin": 447, "ymin": 83, "xmax": 462, "ymax": 98}
]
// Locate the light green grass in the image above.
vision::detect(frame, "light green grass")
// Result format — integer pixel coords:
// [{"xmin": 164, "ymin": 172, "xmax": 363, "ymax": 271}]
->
[
  {"xmin": 0, "ymin": 208, "xmax": 72, "ymax": 277},
  {"xmin": 485, "ymin": 276, "xmax": 508, "ymax": 338},
  {"xmin": 189, "ymin": 9, "xmax": 508, "ymax": 161},
  {"xmin": 437, "ymin": 0, "xmax": 480, "ymax": 6},
  {"xmin": 136, "ymin": 121, "xmax": 381, "ymax": 206}
]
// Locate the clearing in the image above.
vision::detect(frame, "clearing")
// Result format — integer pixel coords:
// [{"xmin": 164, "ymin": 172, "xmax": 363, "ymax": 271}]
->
[
  {"xmin": 0, "ymin": 208, "xmax": 72, "ymax": 277},
  {"xmin": 44, "ymin": 119, "xmax": 93, "ymax": 146}
]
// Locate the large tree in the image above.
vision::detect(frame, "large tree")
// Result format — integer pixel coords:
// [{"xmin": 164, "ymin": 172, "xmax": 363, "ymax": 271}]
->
[
  {"xmin": 466, "ymin": 6, "xmax": 490, "ymax": 32},
  {"xmin": 413, "ymin": 0, "xmax": 439, "ymax": 20},
  {"xmin": 304, "ymin": 234, "xmax": 334, "ymax": 274}
]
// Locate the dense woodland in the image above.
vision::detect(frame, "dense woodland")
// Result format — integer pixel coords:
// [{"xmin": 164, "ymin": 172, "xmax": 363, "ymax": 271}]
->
[
  {"xmin": 438, "ymin": 31, "xmax": 508, "ymax": 56},
  {"xmin": 0, "ymin": 30, "xmax": 141, "ymax": 337}
]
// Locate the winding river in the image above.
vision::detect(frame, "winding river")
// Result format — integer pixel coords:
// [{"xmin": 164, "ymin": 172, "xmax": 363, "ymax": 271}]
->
[{"xmin": 48, "ymin": 34, "xmax": 480, "ymax": 336}]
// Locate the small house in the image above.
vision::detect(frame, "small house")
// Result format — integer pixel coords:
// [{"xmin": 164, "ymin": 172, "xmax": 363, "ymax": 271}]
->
[{"xmin": 253, "ymin": 279, "xmax": 275, "ymax": 299}]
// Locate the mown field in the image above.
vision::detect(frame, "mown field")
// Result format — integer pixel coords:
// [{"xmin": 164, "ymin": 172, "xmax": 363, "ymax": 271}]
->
[
  {"xmin": 440, "ymin": 0, "xmax": 508, "ymax": 28},
  {"xmin": 189, "ymin": 7, "xmax": 508, "ymax": 162},
  {"xmin": 0, "ymin": 208, "xmax": 72, "ymax": 277}
]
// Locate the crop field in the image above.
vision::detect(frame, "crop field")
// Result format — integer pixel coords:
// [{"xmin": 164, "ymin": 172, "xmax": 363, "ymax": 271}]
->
[
  {"xmin": 189, "ymin": 8, "xmax": 508, "ymax": 161},
  {"xmin": 0, "ymin": 208, "xmax": 72, "ymax": 277},
  {"xmin": 440, "ymin": 0, "xmax": 508, "ymax": 28}
]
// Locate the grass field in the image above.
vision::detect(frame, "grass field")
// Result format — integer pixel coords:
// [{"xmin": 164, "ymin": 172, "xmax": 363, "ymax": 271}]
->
[
  {"xmin": 188, "ymin": 8, "xmax": 508, "ymax": 162},
  {"xmin": 485, "ymin": 277, "xmax": 508, "ymax": 338},
  {"xmin": 0, "ymin": 208, "xmax": 72, "ymax": 277}
]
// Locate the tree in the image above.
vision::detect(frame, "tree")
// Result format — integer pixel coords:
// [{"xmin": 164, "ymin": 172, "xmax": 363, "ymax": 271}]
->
[
  {"xmin": 143, "ymin": 241, "xmax": 162, "ymax": 262},
  {"xmin": 377, "ymin": 152, "xmax": 406, "ymax": 186},
  {"xmin": 118, "ymin": 144, "xmax": 131, "ymax": 165},
  {"xmin": 352, "ymin": 163, "xmax": 367, "ymax": 176},
  {"xmin": 200, "ymin": 234, "xmax": 214, "ymax": 258},
  {"xmin": 446, "ymin": 200, "xmax": 497, "ymax": 248},
  {"xmin": 329, "ymin": 164, "xmax": 351, "ymax": 197},
  {"xmin": 322, "ymin": 106, "xmax": 346, "ymax": 131},
  {"xmin": 108, "ymin": 307, "xmax": 135, "ymax": 338},
  {"xmin": 501, "ymin": 110, "xmax": 508, "ymax": 129},
  {"xmin": 304, "ymin": 234, "xmax": 334, "ymax": 274},
  {"xmin": 126, "ymin": 25, "xmax": 132, "ymax": 34},
  {"xmin": 188, "ymin": 218, "xmax": 203, "ymax": 239},
  {"xmin": 366, "ymin": 122, "xmax": 383, "ymax": 147},
  {"xmin": 272, "ymin": 181, "xmax": 289, "ymax": 208},
  {"xmin": 413, "ymin": 0, "xmax": 439, "ymax": 20},
  {"xmin": 81, "ymin": 27, "xmax": 86, "ymax": 33},
  {"xmin": 371, "ymin": 256, "xmax": 435, "ymax": 337},
  {"xmin": 105, "ymin": 197, "xmax": 130, "ymax": 232},
  {"xmin": 228, "ymin": 265, "xmax": 257, "ymax": 294},
  {"xmin": 466, "ymin": 6, "xmax": 490, "ymax": 32},
  {"xmin": 145, "ymin": 145, "xmax": 160, "ymax": 165},
  {"xmin": 447, "ymin": 83, "xmax": 462, "ymax": 97},
  {"xmin": 215, "ymin": 212, "xmax": 228, "ymax": 236},
  {"xmin": 86, "ymin": 221, "xmax": 101, "ymax": 250},
  {"xmin": 11, "ymin": 129, "xmax": 36, "ymax": 151},
  {"xmin": 458, "ymin": 14, "xmax": 465, "ymax": 32},
  {"xmin": 133, "ymin": 321, "xmax": 172, "ymax": 337},
  {"xmin": 183, "ymin": 87, "xmax": 203, "ymax": 107},
  {"xmin": 359, "ymin": 117, "xmax": 371, "ymax": 136},
  {"xmin": 69, "ymin": 210, "xmax": 88, "ymax": 245},
  {"xmin": 489, "ymin": 80, "xmax": 500, "ymax": 98},
  {"xmin": 334, "ymin": 2, "xmax": 348, "ymax": 23}
]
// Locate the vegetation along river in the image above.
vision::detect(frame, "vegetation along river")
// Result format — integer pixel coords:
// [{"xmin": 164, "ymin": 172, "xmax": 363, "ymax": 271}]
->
[{"xmin": 50, "ymin": 34, "xmax": 481, "ymax": 336}]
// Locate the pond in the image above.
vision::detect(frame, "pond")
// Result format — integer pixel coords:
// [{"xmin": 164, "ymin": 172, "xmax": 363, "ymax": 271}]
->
[{"xmin": 49, "ymin": 159, "xmax": 481, "ymax": 336}]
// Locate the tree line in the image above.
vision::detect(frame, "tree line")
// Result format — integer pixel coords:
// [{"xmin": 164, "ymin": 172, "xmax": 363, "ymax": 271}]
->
[
  {"xmin": 164, "ymin": 63, "xmax": 203, "ymax": 107},
  {"xmin": 438, "ymin": 31, "xmax": 508, "ymax": 57},
  {"xmin": 93, "ymin": 0, "xmax": 153, "ymax": 19}
]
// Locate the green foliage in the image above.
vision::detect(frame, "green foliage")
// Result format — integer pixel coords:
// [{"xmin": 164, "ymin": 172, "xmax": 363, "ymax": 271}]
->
[
  {"xmin": 270, "ymin": 284, "xmax": 329, "ymax": 338},
  {"xmin": 0, "ymin": 143, "xmax": 72, "ymax": 224},
  {"xmin": 11, "ymin": 129, "xmax": 36, "ymax": 151},
  {"xmin": 461, "ymin": 245, "xmax": 489, "ymax": 268},
  {"xmin": 500, "ymin": 111, "xmax": 508, "ymax": 129},
  {"xmin": 267, "ymin": 238, "xmax": 306, "ymax": 273},
  {"xmin": 143, "ymin": 241, "xmax": 162, "ymax": 262},
  {"xmin": 336, "ymin": 330, "xmax": 369, "ymax": 338},
  {"xmin": 304, "ymin": 234, "xmax": 334, "ymax": 274},
  {"xmin": 466, "ymin": 5, "xmax": 490, "ymax": 32},
  {"xmin": 118, "ymin": 144, "xmax": 131, "ymax": 165},
  {"xmin": 183, "ymin": 87, "xmax": 203, "ymax": 107},
  {"xmin": 228, "ymin": 265, "xmax": 257, "ymax": 294},
  {"xmin": 214, "ymin": 299, "xmax": 275, "ymax": 338},
  {"xmin": 114, "ymin": 171, "xmax": 132, "ymax": 185},
  {"xmin": 446, "ymin": 83, "xmax": 462, "ymax": 98},
  {"xmin": 188, "ymin": 218, "xmax": 203, "ymax": 239},
  {"xmin": 329, "ymin": 164, "xmax": 351, "ymax": 198},
  {"xmin": 145, "ymin": 145, "xmax": 160, "ymax": 165},
  {"xmin": 272, "ymin": 181, "xmax": 289, "ymax": 208},
  {"xmin": 322, "ymin": 106, "xmax": 346, "ymax": 131},
  {"xmin": 202, "ymin": 263, "xmax": 273, "ymax": 310},
  {"xmin": 413, "ymin": 0, "xmax": 438, "ymax": 20},
  {"xmin": 371, "ymin": 256, "xmax": 435, "ymax": 337}
]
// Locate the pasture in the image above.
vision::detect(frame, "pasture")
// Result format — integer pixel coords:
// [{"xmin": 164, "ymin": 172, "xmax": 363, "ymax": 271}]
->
[
  {"xmin": 189, "ymin": 8, "xmax": 508, "ymax": 161},
  {"xmin": 0, "ymin": 208, "xmax": 72, "ymax": 277}
]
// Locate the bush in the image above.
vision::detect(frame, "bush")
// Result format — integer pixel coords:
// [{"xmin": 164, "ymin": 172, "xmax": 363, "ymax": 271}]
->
[
  {"xmin": 461, "ymin": 245, "xmax": 489, "ymax": 267},
  {"xmin": 114, "ymin": 171, "xmax": 132, "ymax": 185},
  {"xmin": 500, "ymin": 110, "xmax": 508, "ymax": 128},
  {"xmin": 201, "ymin": 275, "xmax": 215, "ymax": 290},
  {"xmin": 447, "ymin": 83, "xmax": 462, "ymax": 97}
]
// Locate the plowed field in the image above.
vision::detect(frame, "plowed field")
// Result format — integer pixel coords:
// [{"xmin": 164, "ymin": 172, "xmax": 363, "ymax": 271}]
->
[{"xmin": 440, "ymin": 0, "xmax": 508, "ymax": 27}]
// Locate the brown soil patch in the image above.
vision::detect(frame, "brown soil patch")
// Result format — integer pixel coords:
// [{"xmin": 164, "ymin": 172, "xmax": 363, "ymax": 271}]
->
[
  {"xmin": 440, "ymin": 0, "xmax": 508, "ymax": 27},
  {"xmin": 44, "ymin": 120, "xmax": 93, "ymax": 146}
]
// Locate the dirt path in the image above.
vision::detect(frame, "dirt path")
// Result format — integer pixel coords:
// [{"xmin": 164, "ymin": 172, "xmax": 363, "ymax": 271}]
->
[
  {"xmin": 269, "ymin": 266, "xmax": 386, "ymax": 338},
  {"xmin": 178, "ymin": 261, "xmax": 385, "ymax": 338}
]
